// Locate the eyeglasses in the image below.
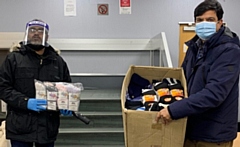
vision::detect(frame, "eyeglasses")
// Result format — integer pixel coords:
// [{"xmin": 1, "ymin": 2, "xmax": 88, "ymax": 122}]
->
[{"xmin": 29, "ymin": 28, "xmax": 45, "ymax": 33}]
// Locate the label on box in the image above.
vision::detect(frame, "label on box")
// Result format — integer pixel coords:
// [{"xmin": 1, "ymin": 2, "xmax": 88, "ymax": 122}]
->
[
  {"xmin": 69, "ymin": 93, "xmax": 80, "ymax": 102},
  {"xmin": 68, "ymin": 101, "xmax": 80, "ymax": 111},
  {"xmin": 58, "ymin": 91, "xmax": 68, "ymax": 99},
  {"xmin": 57, "ymin": 98, "xmax": 68, "ymax": 109},
  {"xmin": 47, "ymin": 91, "xmax": 58, "ymax": 101},
  {"xmin": 36, "ymin": 90, "xmax": 46, "ymax": 99},
  {"xmin": 47, "ymin": 101, "xmax": 57, "ymax": 110}
]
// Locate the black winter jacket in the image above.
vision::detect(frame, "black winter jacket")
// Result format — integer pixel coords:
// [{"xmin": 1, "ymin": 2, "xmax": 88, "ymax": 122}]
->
[{"xmin": 0, "ymin": 43, "xmax": 71, "ymax": 144}]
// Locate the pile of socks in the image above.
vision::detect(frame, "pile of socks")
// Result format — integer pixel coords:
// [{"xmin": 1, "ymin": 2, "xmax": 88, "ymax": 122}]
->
[
  {"xmin": 125, "ymin": 74, "xmax": 184, "ymax": 111},
  {"xmin": 144, "ymin": 78, "xmax": 184, "ymax": 111},
  {"xmin": 34, "ymin": 80, "xmax": 83, "ymax": 111}
]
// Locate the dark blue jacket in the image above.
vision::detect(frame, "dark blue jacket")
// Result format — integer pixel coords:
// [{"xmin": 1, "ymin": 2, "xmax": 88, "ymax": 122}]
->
[{"xmin": 168, "ymin": 26, "xmax": 240, "ymax": 142}]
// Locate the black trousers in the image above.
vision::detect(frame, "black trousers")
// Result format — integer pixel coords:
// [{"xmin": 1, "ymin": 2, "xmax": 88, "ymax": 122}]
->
[{"xmin": 11, "ymin": 140, "xmax": 54, "ymax": 147}]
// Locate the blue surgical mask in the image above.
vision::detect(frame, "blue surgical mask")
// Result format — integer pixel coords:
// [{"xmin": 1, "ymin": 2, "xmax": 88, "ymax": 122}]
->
[{"xmin": 195, "ymin": 22, "xmax": 216, "ymax": 40}]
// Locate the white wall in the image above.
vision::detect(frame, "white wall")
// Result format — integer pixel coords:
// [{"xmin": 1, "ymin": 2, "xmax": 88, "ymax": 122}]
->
[{"xmin": 0, "ymin": 0, "xmax": 240, "ymax": 67}]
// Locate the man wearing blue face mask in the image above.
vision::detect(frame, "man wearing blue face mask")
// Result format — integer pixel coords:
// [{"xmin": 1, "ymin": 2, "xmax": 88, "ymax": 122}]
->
[
  {"xmin": 195, "ymin": 21, "xmax": 217, "ymax": 41},
  {"xmin": 156, "ymin": 0, "xmax": 240, "ymax": 146}
]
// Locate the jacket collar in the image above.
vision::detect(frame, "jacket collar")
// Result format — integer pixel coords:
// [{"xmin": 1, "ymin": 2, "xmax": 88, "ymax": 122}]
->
[
  {"xmin": 186, "ymin": 26, "xmax": 240, "ymax": 49},
  {"xmin": 10, "ymin": 42, "xmax": 61, "ymax": 55}
]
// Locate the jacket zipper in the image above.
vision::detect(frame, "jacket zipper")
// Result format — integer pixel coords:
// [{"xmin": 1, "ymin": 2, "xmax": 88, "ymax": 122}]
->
[
  {"xmin": 38, "ymin": 58, "xmax": 43, "ymax": 114},
  {"xmin": 38, "ymin": 58, "xmax": 43, "ymax": 79}
]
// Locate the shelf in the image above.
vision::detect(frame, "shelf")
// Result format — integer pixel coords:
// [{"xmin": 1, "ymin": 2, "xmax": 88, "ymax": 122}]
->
[
  {"xmin": 59, "ymin": 128, "xmax": 123, "ymax": 134},
  {"xmin": 81, "ymin": 112, "xmax": 122, "ymax": 116},
  {"xmin": 80, "ymin": 89, "xmax": 121, "ymax": 101},
  {"xmin": 60, "ymin": 112, "xmax": 121, "ymax": 117},
  {"xmin": 70, "ymin": 73, "xmax": 125, "ymax": 77}
]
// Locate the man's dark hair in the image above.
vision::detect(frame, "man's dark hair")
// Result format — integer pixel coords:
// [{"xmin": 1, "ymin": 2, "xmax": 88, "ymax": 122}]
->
[{"xmin": 194, "ymin": 0, "xmax": 224, "ymax": 21}]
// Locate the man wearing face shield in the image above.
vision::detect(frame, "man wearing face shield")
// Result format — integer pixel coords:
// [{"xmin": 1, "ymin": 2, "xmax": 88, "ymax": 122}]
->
[
  {"xmin": 155, "ymin": 0, "xmax": 240, "ymax": 146},
  {"xmin": 0, "ymin": 19, "xmax": 72, "ymax": 147},
  {"xmin": 24, "ymin": 19, "xmax": 49, "ymax": 52}
]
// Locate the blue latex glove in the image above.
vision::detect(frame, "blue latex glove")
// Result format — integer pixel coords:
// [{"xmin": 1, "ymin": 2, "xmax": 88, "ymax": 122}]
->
[
  {"xmin": 60, "ymin": 109, "xmax": 72, "ymax": 116},
  {"xmin": 27, "ymin": 99, "xmax": 47, "ymax": 112}
]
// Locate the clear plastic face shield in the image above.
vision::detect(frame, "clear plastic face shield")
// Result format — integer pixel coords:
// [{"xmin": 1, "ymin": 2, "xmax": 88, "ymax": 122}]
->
[{"xmin": 23, "ymin": 20, "xmax": 49, "ymax": 47}]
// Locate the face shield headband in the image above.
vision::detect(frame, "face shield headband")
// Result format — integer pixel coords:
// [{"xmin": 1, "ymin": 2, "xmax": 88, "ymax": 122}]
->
[{"xmin": 24, "ymin": 20, "xmax": 49, "ymax": 47}]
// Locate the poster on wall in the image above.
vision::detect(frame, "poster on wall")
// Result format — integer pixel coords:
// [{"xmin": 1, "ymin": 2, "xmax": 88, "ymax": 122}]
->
[
  {"xmin": 119, "ymin": 0, "xmax": 131, "ymax": 14},
  {"xmin": 64, "ymin": 0, "xmax": 77, "ymax": 16}
]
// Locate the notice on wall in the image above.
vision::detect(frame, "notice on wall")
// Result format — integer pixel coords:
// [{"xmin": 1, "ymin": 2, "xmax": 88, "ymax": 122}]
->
[
  {"xmin": 64, "ymin": 0, "xmax": 77, "ymax": 16},
  {"xmin": 119, "ymin": 0, "xmax": 131, "ymax": 14},
  {"xmin": 98, "ymin": 4, "xmax": 109, "ymax": 15}
]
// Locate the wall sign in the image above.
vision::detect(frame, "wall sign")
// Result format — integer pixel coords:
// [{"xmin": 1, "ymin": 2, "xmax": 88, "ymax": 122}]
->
[
  {"xmin": 119, "ymin": 0, "xmax": 131, "ymax": 14},
  {"xmin": 98, "ymin": 4, "xmax": 109, "ymax": 15},
  {"xmin": 64, "ymin": 0, "xmax": 76, "ymax": 16}
]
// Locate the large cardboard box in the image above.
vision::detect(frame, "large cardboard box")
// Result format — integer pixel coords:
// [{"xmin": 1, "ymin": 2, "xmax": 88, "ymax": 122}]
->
[
  {"xmin": 121, "ymin": 66, "xmax": 188, "ymax": 147},
  {"xmin": 233, "ymin": 132, "xmax": 240, "ymax": 147}
]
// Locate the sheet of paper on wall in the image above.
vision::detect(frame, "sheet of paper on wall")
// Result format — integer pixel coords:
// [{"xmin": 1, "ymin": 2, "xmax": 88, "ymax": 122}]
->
[
  {"xmin": 64, "ymin": 0, "xmax": 77, "ymax": 16},
  {"xmin": 119, "ymin": 0, "xmax": 131, "ymax": 14}
]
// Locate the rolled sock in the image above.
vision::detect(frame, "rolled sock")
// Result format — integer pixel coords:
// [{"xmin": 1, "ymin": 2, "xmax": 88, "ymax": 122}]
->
[
  {"xmin": 164, "ymin": 78, "xmax": 184, "ymax": 101},
  {"xmin": 142, "ymin": 89, "xmax": 158, "ymax": 111},
  {"xmin": 154, "ymin": 81, "xmax": 174, "ymax": 104}
]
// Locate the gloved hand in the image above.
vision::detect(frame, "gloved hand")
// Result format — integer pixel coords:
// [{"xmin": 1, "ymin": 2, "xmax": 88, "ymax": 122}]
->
[
  {"xmin": 60, "ymin": 109, "xmax": 72, "ymax": 116},
  {"xmin": 27, "ymin": 98, "xmax": 47, "ymax": 112}
]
